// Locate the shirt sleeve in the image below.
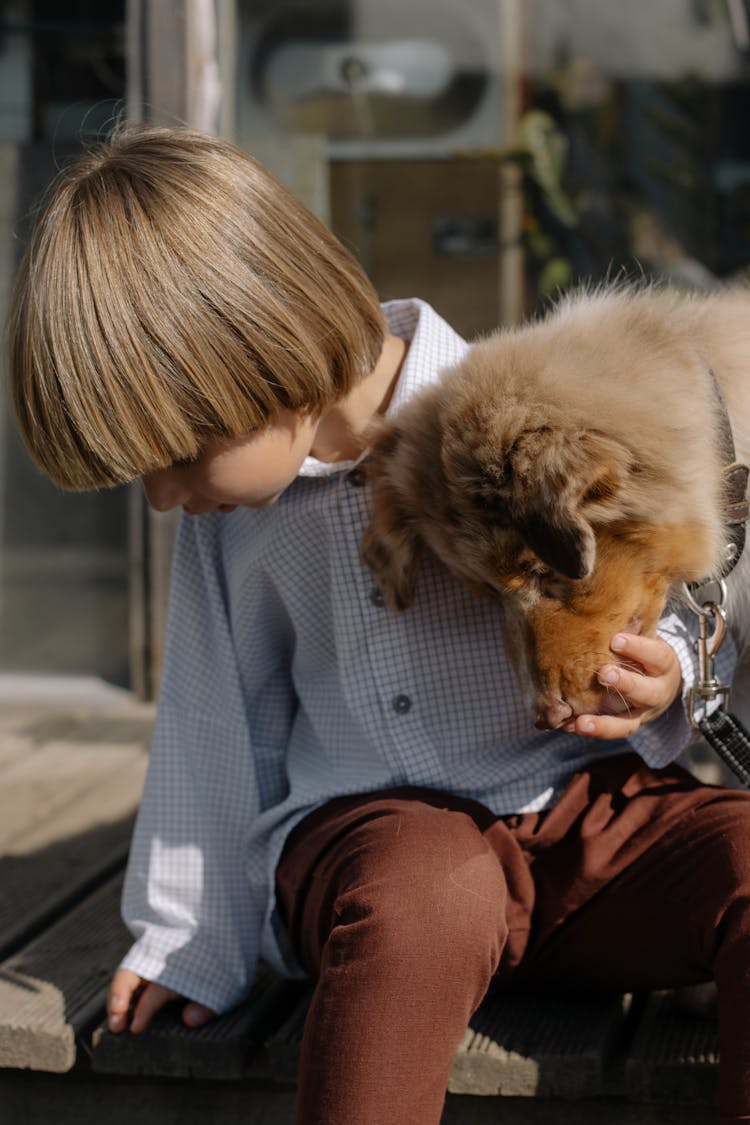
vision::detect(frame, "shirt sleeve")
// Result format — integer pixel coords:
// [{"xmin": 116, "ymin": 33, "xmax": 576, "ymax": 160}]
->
[
  {"xmin": 627, "ymin": 605, "xmax": 737, "ymax": 769},
  {"xmin": 119, "ymin": 513, "xmax": 276, "ymax": 1013}
]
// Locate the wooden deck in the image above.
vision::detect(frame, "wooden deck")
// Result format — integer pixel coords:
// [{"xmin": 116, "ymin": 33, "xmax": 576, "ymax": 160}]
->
[{"xmin": 0, "ymin": 695, "xmax": 722, "ymax": 1123}]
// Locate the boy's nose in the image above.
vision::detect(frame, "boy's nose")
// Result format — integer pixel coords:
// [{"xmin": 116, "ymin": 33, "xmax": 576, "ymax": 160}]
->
[{"xmin": 142, "ymin": 470, "xmax": 191, "ymax": 512}]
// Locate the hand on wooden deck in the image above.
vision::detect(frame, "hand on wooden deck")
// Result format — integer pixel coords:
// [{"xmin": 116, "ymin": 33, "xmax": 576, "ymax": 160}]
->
[{"xmin": 107, "ymin": 968, "xmax": 216, "ymax": 1035}]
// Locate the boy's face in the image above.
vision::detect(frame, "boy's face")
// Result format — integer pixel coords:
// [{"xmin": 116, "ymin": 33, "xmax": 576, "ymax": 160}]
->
[{"xmin": 142, "ymin": 408, "xmax": 318, "ymax": 514}]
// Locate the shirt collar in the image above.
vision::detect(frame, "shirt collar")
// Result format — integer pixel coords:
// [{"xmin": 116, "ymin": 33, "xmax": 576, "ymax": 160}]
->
[{"xmin": 297, "ymin": 299, "xmax": 468, "ymax": 478}]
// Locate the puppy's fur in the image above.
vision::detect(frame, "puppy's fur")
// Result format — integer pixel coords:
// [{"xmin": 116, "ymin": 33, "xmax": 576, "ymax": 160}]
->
[{"xmin": 362, "ymin": 286, "xmax": 750, "ymax": 728}]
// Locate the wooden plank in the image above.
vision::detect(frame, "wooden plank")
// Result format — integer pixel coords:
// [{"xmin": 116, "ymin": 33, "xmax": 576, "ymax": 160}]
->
[
  {"xmin": 0, "ymin": 748, "xmax": 148, "ymax": 959},
  {"xmin": 0, "ymin": 706, "xmax": 152, "ymax": 853},
  {"xmin": 0, "ymin": 1070, "xmax": 298, "ymax": 1125},
  {"xmin": 0, "ymin": 874, "xmax": 130, "ymax": 1072},
  {"xmin": 625, "ymin": 991, "xmax": 718, "ymax": 1105},
  {"xmin": 92, "ymin": 967, "xmax": 306, "ymax": 1080},
  {"xmin": 15, "ymin": 710, "xmax": 155, "ymax": 749},
  {"xmin": 0, "ymin": 732, "xmax": 37, "ymax": 773},
  {"xmin": 448, "ymin": 989, "xmax": 627, "ymax": 1098},
  {"xmin": 257, "ymin": 986, "xmax": 626, "ymax": 1097},
  {"xmin": 0, "ymin": 1073, "xmax": 719, "ymax": 1125},
  {"xmin": 253, "ymin": 987, "xmax": 312, "ymax": 1085},
  {"xmin": 0, "ymin": 743, "xmax": 146, "ymax": 850},
  {"xmin": 0, "ymin": 704, "xmax": 151, "ymax": 957},
  {"xmin": 0, "ymin": 702, "xmax": 150, "ymax": 774},
  {"xmin": 442, "ymin": 1094, "xmax": 716, "ymax": 1125}
]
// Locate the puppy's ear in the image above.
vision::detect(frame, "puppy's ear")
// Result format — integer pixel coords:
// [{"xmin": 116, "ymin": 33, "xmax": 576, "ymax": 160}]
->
[
  {"xmin": 516, "ymin": 505, "xmax": 596, "ymax": 579},
  {"xmin": 361, "ymin": 427, "xmax": 424, "ymax": 611},
  {"xmin": 497, "ymin": 428, "xmax": 630, "ymax": 580}
]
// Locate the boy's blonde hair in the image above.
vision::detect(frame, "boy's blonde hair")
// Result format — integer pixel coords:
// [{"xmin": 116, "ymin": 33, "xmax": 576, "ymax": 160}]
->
[{"xmin": 9, "ymin": 126, "xmax": 387, "ymax": 490}]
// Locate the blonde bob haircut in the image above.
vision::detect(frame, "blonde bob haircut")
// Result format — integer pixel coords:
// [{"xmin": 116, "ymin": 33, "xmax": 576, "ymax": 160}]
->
[{"xmin": 9, "ymin": 125, "xmax": 387, "ymax": 490}]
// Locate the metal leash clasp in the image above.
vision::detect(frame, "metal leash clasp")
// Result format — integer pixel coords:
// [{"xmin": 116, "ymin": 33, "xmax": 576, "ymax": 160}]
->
[{"xmin": 683, "ymin": 579, "xmax": 731, "ymax": 729}]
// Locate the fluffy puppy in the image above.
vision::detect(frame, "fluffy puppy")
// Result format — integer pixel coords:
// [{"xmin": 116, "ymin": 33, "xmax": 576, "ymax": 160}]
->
[{"xmin": 361, "ymin": 286, "xmax": 750, "ymax": 728}]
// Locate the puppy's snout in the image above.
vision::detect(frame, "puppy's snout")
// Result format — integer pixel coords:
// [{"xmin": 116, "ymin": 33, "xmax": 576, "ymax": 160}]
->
[{"xmin": 534, "ymin": 696, "xmax": 573, "ymax": 731}]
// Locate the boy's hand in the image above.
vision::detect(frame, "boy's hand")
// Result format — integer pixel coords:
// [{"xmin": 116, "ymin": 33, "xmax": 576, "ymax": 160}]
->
[
  {"xmin": 107, "ymin": 968, "xmax": 216, "ymax": 1034},
  {"xmin": 564, "ymin": 632, "xmax": 682, "ymax": 740}
]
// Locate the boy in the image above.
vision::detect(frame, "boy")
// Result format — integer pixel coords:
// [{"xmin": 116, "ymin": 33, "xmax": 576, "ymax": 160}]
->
[{"xmin": 9, "ymin": 126, "xmax": 750, "ymax": 1125}]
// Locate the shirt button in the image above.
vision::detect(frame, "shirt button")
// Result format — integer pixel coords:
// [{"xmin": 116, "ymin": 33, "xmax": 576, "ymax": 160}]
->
[
  {"xmin": 392, "ymin": 694, "xmax": 412, "ymax": 714},
  {"xmin": 347, "ymin": 467, "xmax": 366, "ymax": 487},
  {"xmin": 370, "ymin": 587, "xmax": 385, "ymax": 607}
]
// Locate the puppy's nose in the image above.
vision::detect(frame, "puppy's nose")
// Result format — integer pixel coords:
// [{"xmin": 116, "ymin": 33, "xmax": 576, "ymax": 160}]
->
[{"xmin": 534, "ymin": 696, "xmax": 573, "ymax": 730}]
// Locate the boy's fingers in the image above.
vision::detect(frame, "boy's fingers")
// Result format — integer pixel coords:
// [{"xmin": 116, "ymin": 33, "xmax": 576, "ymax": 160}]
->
[
  {"xmin": 609, "ymin": 632, "xmax": 674, "ymax": 676},
  {"xmin": 107, "ymin": 968, "xmax": 144, "ymax": 1032},
  {"xmin": 569, "ymin": 636, "xmax": 682, "ymax": 741},
  {"xmin": 568, "ymin": 713, "xmax": 642, "ymax": 741},
  {"xmin": 597, "ymin": 665, "xmax": 662, "ymax": 710},
  {"xmin": 182, "ymin": 1001, "xmax": 216, "ymax": 1028},
  {"xmin": 129, "ymin": 982, "xmax": 182, "ymax": 1034},
  {"xmin": 107, "ymin": 970, "xmax": 215, "ymax": 1035}
]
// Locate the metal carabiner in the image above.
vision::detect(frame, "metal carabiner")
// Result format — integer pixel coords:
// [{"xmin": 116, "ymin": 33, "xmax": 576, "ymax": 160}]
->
[
  {"xmin": 682, "ymin": 577, "xmax": 728, "ymax": 617},
  {"xmin": 683, "ymin": 583, "xmax": 731, "ymax": 728}
]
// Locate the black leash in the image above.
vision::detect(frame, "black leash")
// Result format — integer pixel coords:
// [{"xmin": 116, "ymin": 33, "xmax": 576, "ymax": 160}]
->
[
  {"xmin": 684, "ymin": 580, "xmax": 750, "ymax": 787},
  {"xmin": 698, "ymin": 709, "xmax": 750, "ymax": 788}
]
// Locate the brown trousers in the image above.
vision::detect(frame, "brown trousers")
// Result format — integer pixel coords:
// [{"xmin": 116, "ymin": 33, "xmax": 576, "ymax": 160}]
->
[{"xmin": 276, "ymin": 754, "xmax": 750, "ymax": 1124}]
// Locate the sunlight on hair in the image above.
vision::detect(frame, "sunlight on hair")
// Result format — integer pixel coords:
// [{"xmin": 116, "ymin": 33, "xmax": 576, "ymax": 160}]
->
[{"xmin": 9, "ymin": 125, "xmax": 386, "ymax": 490}]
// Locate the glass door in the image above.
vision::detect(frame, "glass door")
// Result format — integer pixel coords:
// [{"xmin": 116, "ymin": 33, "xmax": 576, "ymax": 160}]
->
[{"xmin": 0, "ymin": 0, "xmax": 130, "ymax": 688}]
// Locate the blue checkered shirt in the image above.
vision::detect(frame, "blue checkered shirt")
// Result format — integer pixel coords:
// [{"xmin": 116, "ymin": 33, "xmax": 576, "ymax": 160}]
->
[{"xmin": 120, "ymin": 299, "xmax": 734, "ymax": 1012}]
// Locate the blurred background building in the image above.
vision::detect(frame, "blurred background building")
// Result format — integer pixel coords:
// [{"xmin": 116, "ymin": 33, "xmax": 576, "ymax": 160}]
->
[{"xmin": 1, "ymin": 0, "xmax": 750, "ymax": 697}]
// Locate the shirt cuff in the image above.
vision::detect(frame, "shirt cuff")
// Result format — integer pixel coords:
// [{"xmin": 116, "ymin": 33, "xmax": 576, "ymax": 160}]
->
[{"xmin": 119, "ymin": 930, "xmax": 257, "ymax": 1014}]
